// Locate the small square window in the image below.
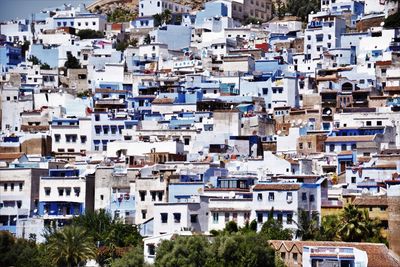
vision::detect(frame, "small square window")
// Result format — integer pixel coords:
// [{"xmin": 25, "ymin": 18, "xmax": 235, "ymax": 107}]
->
[{"xmin": 190, "ymin": 214, "xmax": 198, "ymax": 223}]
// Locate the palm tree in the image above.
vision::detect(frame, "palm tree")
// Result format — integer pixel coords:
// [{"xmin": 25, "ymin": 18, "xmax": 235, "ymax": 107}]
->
[
  {"xmin": 46, "ymin": 225, "xmax": 97, "ymax": 267},
  {"xmin": 296, "ymin": 210, "xmax": 320, "ymax": 240},
  {"xmin": 338, "ymin": 205, "xmax": 369, "ymax": 242},
  {"xmin": 319, "ymin": 214, "xmax": 341, "ymax": 241}
]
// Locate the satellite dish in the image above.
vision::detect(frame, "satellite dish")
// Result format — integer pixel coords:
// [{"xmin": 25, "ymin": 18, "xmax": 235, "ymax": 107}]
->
[
  {"xmin": 277, "ymin": 130, "xmax": 282, "ymax": 135},
  {"xmin": 228, "ymin": 191, "xmax": 235, "ymax": 198},
  {"xmin": 34, "ymin": 209, "xmax": 38, "ymax": 213}
]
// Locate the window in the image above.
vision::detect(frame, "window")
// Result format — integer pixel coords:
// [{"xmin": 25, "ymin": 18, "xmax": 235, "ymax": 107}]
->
[
  {"xmin": 58, "ymin": 188, "xmax": 64, "ymax": 196},
  {"xmin": 302, "ymin": 192, "xmax": 307, "ymax": 201},
  {"xmin": 351, "ymin": 144, "xmax": 356, "ymax": 150},
  {"xmin": 268, "ymin": 192, "xmax": 275, "ymax": 201},
  {"xmin": 377, "ymin": 121, "xmax": 382, "ymax": 126},
  {"xmin": 190, "ymin": 214, "xmax": 198, "ymax": 223},
  {"xmin": 257, "ymin": 212, "xmax": 263, "ymax": 223},
  {"xmin": 277, "ymin": 213, "xmax": 283, "ymax": 223},
  {"xmin": 55, "ymin": 134, "xmax": 61, "ymax": 142},
  {"xmin": 287, "ymin": 192, "xmax": 293, "ymax": 203},
  {"xmin": 225, "ymin": 212, "xmax": 230, "ymax": 222},
  {"xmin": 161, "ymin": 213, "xmax": 168, "ymax": 223},
  {"xmin": 257, "ymin": 193, "xmax": 263, "ymax": 201},
  {"xmin": 281, "ymin": 252, "xmax": 286, "ymax": 260},
  {"xmin": 74, "ymin": 187, "xmax": 80, "ymax": 197},
  {"xmin": 213, "ymin": 212, "xmax": 219, "ymax": 223},
  {"xmin": 173, "ymin": 213, "xmax": 181, "ymax": 223},
  {"xmin": 184, "ymin": 138, "xmax": 190, "ymax": 145},
  {"xmin": 45, "ymin": 187, "xmax": 51, "ymax": 196},
  {"xmin": 366, "ymin": 121, "xmax": 372, "ymax": 126},
  {"xmin": 66, "ymin": 188, "xmax": 71, "ymax": 196},
  {"xmin": 287, "ymin": 214, "xmax": 293, "ymax": 224},
  {"xmin": 3, "ymin": 183, "xmax": 7, "ymax": 191},
  {"xmin": 329, "ymin": 144, "xmax": 335, "ymax": 152},
  {"xmin": 310, "ymin": 194, "xmax": 315, "ymax": 202},
  {"xmin": 100, "ymin": 194, "xmax": 104, "ymax": 200},
  {"xmin": 351, "ymin": 176, "xmax": 356, "ymax": 183},
  {"xmin": 308, "ymin": 142, "xmax": 312, "ymax": 149},
  {"xmin": 19, "ymin": 183, "xmax": 23, "ymax": 191},
  {"xmin": 142, "ymin": 209, "xmax": 147, "ymax": 219},
  {"xmin": 10, "ymin": 183, "xmax": 14, "ymax": 191},
  {"xmin": 341, "ymin": 144, "xmax": 347, "ymax": 151},
  {"xmin": 293, "ymin": 252, "xmax": 298, "ymax": 263},
  {"xmin": 299, "ymin": 142, "xmax": 303, "ymax": 150},
  {"xmin": 80, "ymin": 136, "xmax": 87, "ymax": 143},
  {"xmin": 139, "ymin": 191, "xmax": 146, "ymax": 201}
]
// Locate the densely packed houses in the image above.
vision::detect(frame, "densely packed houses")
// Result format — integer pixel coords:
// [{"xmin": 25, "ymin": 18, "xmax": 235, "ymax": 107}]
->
[{"xmin": 1, "ymin": 0, "xmax": 400, "ymax": 265}]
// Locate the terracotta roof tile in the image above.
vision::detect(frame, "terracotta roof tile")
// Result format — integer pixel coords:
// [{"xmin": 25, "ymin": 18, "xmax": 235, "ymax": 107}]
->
[
  {"xmin": 353, "ymin": 196, "xmax": 388, "ymax": 207},
  {"xmin": 325, "ymin": 135, "xmax": 375, "ymax": 142},
  {"xmin": 0, "ymin": 153, "xmax": 25, "ymax": 161},
  {"xmin": 268, "ymin": 240, "xmax": 400, "ymax": 267},
  {"xmin": 253, "ymin": 183, "xmax": 301, "ymax": 191}
]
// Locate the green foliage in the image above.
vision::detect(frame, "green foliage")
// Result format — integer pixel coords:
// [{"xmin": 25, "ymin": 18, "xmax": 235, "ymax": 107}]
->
[
  {"xmin": 76, "ymin": 29, "xmax": 104, "ymax": 40},
  {"xmin": 64, "ymin": 53, "xmax": 81, "ymax": 69},
  {"xmin": 40, "ymin": 63, "xmax": 51, "ymax": 70},
  {"xmin": 153, "ymin": 9, "xmax": 173, "ymax": 26},
  {"xmin": 110, "ymin": 245, "xmax": 146, "ymax": 267},
  {"xmin": 209, "ymin": 233, "xmax": 276, "ymax": 267},
  {"xmin": 286, "ymin": 0, "xmax": 320, "ymax": 21},
  {"xmin": 296, "ymin": 210, "xmax": 320, "ymax": 240},
  {"xmin": 21, "ymin": 41, "xmax": 30, "ymax": 59},
  {"xmin": 0, "ymin": 231, "xmax": 43, "ymax": 267},
  {"xmin": 45, "ymin": 225, "xmax": 97, "ymax": 267},
  {"xmin": 155, "ymin": 233, "xmax": 276, "ymax": 267},
  {"xmin": 72, "ymin": 210, "xmax": 142, "ymax": 264},
  {"xmin": 108, "ymin": 8, "xmax": 136, "ymax": 23},
  {"xmin": 27, "ymin": 55, "xmax": 41, "ymax": 65},
  {"xmin": 143, "ymin": 34, "xmax": 152, "ymax": 45},
  {"xmin": 224, "ymin": 221, "xmax": 239, "ymax": 234},
  {"xmin": 77, "ymin": 90, "xmax": 91, "ymax": 98},
  {"xmin": 318, "ymin": 214, "xmax": 341, "ymax": 241},
  {"xmin": 260, "ymin": 209, "xmax": 293, "ymax": 240},
  {"xmin": 384, "ymin": 12, "xmax": 400, "ymax": 28},
  {"xmin": 155, "ymin": 235, "xmax": 212, "ymax": 267},
  {"xmin": 337, "ymin": 204, "xmax": 386, "ymax": 243}
]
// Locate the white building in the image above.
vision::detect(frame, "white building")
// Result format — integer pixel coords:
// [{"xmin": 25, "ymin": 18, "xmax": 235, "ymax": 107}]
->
[
  {"xmin": 50, "ymin": 117, "xmax": 93, "ymax": 155},
  {"xmin": 139, "ymin": 0, "xmax": 191, "ymax": 17}
]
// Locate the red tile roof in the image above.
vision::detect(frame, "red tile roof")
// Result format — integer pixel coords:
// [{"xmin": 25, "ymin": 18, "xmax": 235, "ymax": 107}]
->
[
  {"xmin": 325, "ymin": 135, "xmax": 375, "ymax": 142},
  {"xmin": 253, "ymin": 183, "xmax": 301, "ymax": 191},
  {"xmin": 269, "ymin": 240, "xmax": 400, "ymax": 267}
]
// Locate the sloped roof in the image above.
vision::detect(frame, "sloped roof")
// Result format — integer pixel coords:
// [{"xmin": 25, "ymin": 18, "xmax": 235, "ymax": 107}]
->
[{"xmin": 269, "ymin": 240, "xmax": 400, "ymax": 267}]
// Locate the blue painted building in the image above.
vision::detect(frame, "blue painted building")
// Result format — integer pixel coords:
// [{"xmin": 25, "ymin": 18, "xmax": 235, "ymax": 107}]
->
[
  {"xmin": 0, "ymin": 43, "xmax": 22, "ymax": 73},
  {"xmin": 30, "ymin": 44, "xmax": 59, "ymax": 68},
  {"xmin": 38, "ymin": 169, "xmax": 89, "ymax": 221}
]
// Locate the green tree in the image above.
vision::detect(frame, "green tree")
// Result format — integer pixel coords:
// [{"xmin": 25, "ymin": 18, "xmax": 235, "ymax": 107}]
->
[
  {"xmin": 286, "ymin": 0, "xmax": 320, "ymax": 21},
  {"xmin": 40, "ymin": 63, "xmax": 51, "ymax": 70},
  {"xmin": 64, "ymin": 53, "xmax": 81, "ymax": 69},
  {"xmin": 337, "ymin": 204, "xmax": 385, "ymax": 243},
  {"xmin": 209, "ymin": 233, "xmax": 276, "ymax": 267},
  {"xmin": 46, "ymin": 225, "xmax": 97, "ymax": 267},
  {"xmin": 318, "ymin": 214, "xmax": 341, "ymax": 241},
  {"xmin": 0, "ymin": 230, "xmax": 44, "ymax": 267},
  {"xmin": 260, "ymin": 209, "xmax": 293, "ymax": 240},
  {"xmin": 27, "ymin": 55, "xmax": 41, "ymax": 65},
  {"xmin": 110, "ymin": 245, "xmax": 145, "ymax": 267},
  {"xmin": 108, "ymin": 8, "xmax": 136, "ymax": 23},
  {"xmin": 76, "ymin": 29, "xmax": 104, "ymax": 39},
  {"xmin": 143, "ymin": 34, "xmax": 151, "ymax": 45},
  {"xmin": 296, "ymin": 210, "xmax": 320, "ymax": 240},
  {"xmin": 155, "ymin": 235, "xmax": 212, "ymax": 267}
]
